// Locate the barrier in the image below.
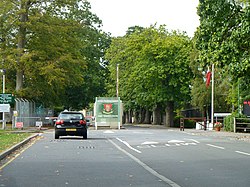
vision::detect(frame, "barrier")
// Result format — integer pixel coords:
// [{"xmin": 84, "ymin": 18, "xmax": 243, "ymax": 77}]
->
[
  {"xmin": 234, "ymin": 118, "xmax": 250, "ymax": 133},
  {"xmin": 180, "ymin": 117, "xmax": 206, "ymax": 131}
]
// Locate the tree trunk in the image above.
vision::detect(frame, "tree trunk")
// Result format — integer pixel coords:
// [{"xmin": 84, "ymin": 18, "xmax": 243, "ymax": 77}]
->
[
  {"xmin": 16, "ymin": 70, "xmax": 24, "ymax": 91},
  {"xmin": 129, "ymin": 109, "xmax": 133, "ymax": 123},
  {"xmin": 16, "ymin": 1, "xmax": 30, "ymax": 91},
  {"xmin": 143, "ymin": 109, "xmax": 151, "ymax": 124},
  {"xmin": 125, "ymin": 111, "xmax": 129, "ymax": 123},
  {"xmin": 139, "ymin": 108, "xmax": 146, "ymax": 124},
  {"xmin": 134, "ymin": 110, "xmax": 139, "ymax": 124},
  {"xmin": 165, "ymin": 101, "xmax": 174, "ymax": 127},
  {"xmin": 153, "ymin": 104, "xmax": 161, "ymax": 125}
]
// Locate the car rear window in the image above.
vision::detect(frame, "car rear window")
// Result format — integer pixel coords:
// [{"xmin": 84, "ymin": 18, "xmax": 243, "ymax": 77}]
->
[{"xmin": 59, "ymin": 113, "xmax": 83, "ymax": 120}]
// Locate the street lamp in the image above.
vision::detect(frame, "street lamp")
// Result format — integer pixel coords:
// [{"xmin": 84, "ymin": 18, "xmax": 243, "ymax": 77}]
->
[{"xmin": 116, "ymin": 64, "xmax": 119, "ymax": 98}]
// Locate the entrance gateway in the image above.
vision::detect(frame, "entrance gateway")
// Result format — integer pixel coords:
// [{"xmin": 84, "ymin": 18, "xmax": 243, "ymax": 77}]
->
[{"xmin": 94, "ymin": 97, "xmax": 122, "ymax": 130}]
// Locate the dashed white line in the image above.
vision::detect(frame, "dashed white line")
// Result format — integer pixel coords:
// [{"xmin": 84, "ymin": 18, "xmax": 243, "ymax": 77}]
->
[
  {"xmin": 235, "ymin": 151, "xmax": 250, "ymax": 156},
  {"xmin": 116, "ymin": 137, "xmax": 141, "ymax": 153},
  {"xmin": 206, "ymin": 144, "xmax": 225, "ymax": 150}
]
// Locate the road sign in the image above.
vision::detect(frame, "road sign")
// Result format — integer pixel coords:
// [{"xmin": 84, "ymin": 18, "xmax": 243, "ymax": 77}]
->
[
  {"xmin": 16, "ymin": 122, "xmax": 23, "ymax": 128},
  {"xmin": 0, "ymin": 104, "xmax": 10, "ymax": 112},
  {"xmin": 0, "ymin": 93, "xmax": 14, "ymax": 104}
]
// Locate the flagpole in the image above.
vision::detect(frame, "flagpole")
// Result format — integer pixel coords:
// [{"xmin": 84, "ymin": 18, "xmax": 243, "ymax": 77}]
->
[{"xmin": 211, "ymin": 64, "xmax": 214, "ymax": 128}]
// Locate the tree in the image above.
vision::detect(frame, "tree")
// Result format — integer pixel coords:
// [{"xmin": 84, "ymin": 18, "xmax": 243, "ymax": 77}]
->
[
  {"xmin": 194, "ymin": 0, "xmax": 250, "ymax": 113},
  {"xmin": 105, "ymin": 26, "xmax": 193, "ymax": 126},
  {"xmin": 0, "ymin": 0, "xmax": 110, "ymax": 109}
]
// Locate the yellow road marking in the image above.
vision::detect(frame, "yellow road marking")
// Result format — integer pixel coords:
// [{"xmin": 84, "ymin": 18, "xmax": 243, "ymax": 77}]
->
[{"xmin": 0, "ymin": 136, "xmax": 41, "ymax": 171}]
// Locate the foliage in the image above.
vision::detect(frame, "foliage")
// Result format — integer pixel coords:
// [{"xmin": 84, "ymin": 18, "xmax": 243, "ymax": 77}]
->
[
  {"xmin": 191, "ymin": 67, "xmax": 231, "ymax": 112},
  {"xmin": 214, "ymin": 122, "xmax": 222, "ymax": 128},
  {"xmin": 0, "ymin": 0, "xmax": 110, "ymax": 109},
  {"xmin": 193, "ymin": 0, "xmax": 250, "ymax": 114},
  {"xmin": 105, "ymin": 25, "xmax": 193, "ymax": 125},
  {"xmin": 223, "ymin": 112, "xmax": 246, "ymax": 132}
]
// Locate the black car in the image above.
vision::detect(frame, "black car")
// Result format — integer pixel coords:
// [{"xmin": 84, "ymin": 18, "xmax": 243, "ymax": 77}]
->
[{"xmin": 54, "ymin": 111, "xmax": 87, "ymax": 139}]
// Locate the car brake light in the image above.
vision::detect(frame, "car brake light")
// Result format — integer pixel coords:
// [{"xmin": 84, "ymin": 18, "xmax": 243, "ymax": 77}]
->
[
  {"xmin": 80, "ymin": 120, "xmax": 86, "ymax": 125},
  {"xmin": 56, "ymin": 120, "xmax": 64, "ymax": 125}
]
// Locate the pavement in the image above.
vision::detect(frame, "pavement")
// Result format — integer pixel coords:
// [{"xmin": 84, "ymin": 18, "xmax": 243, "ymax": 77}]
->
[{"xmin": 1, "ymin": 125, "xmax": 250, "ymax": 161}]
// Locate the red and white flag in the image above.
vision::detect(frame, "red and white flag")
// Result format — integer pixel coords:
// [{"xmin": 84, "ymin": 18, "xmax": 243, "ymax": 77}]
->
[{"xmin": 206, "ymin": 70, "xmax": 211, "ymax": 88}]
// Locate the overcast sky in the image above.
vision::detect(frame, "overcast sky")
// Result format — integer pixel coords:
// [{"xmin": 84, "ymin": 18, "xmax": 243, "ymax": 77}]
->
[{"xmin": 88, "ymin": 0, "xmax": 200, "ymax": 37}]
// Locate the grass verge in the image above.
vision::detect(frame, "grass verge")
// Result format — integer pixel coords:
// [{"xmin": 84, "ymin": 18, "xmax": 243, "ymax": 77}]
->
[{"xmin": 0, "ymin": 130, "xmax": 31, "ymax": 154}]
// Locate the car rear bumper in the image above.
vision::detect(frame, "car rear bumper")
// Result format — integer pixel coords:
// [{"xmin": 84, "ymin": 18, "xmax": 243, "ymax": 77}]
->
[{"xmin": 55, "ymin": 127, "xmax": 87, "ymax": 136}]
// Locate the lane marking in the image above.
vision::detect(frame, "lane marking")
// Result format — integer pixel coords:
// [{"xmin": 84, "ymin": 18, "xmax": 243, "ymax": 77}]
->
[
  {"xmin": 141, "ymin": 141, "xmax": 159, "ymax": 145},
  {"xmin": 168, "ymin": 140, "xmax": 185, "ymax": 143},
  {"xmin": 103, "ymin": 130, "xmax": 114, "ymax": 134},
  {"xmin": 185, "ymin": 139, "xmax": 200, "ymax": 144},
  {"xmin": 0, "ymin": 137, "xmax": 39, "ymax": 170},
  {"xmin": 235, "ymin": 151, "xmax": 250, "ymax": 156},
  {"xmin": 116, "ymin": 138, "xmax": 141, "ymax": 154},
  {"xmin": 206, "ymin": 144, "xmax": 225, "ymax": 150},
  {"xmin": 109, "ymin": 139, "xmax": 181, "ymax": 187}
]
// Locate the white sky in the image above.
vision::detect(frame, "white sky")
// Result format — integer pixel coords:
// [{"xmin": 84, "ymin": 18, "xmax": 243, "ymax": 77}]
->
[{"xmin": 88, "ymin": 0, "xmax": 200, "ymax": 37}]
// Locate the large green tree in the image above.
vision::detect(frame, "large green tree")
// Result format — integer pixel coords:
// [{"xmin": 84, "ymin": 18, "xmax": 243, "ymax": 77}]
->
[
  {"xmin": 106, "ymin": 26, "xmax": 193, "ymax": 126},
  {"xmin": 0, "ymin": 0, "xmax": 110, "ymax": 109},
  {"xmin": 193, "ymin": 0, "xmax": 250, "ymax": 113}
]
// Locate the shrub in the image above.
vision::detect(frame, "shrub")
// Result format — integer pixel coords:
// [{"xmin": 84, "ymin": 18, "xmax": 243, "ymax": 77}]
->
[{"xmin": 224, "ymin": 112, "xmax": 247, "ymax": 132}]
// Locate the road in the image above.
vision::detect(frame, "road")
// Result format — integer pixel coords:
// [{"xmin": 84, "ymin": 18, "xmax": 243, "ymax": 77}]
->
[{"xmin": 1, "ymin": 125, "xmax": 250, "ymax": 187}]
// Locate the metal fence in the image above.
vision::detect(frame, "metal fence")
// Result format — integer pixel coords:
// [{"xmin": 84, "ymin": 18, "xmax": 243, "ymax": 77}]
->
[{"xmin": 14, "ymin": 98, "xmax": 52, "ymax": 127}]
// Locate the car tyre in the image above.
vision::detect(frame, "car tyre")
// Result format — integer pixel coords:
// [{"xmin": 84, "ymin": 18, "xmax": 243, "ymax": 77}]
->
[
  {"xmin": 55, "ymin": 131, "xmax": 59, "ymax": 139},
  {"xmin": 83, "ymin": 131, "xmax": 87, "ymax": 139}
]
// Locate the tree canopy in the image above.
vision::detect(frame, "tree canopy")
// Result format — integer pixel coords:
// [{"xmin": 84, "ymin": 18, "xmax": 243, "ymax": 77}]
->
[
  {"xmin": 105, "ymin": 26, "xmax": 193, "ymax": 125},
  {"xmin": 191, "ymin": 0, "xmax": 250, "ymax": 114},
  {"xmin": 0, "ymin": 0, "xmax": 111, "ymax": 109}
]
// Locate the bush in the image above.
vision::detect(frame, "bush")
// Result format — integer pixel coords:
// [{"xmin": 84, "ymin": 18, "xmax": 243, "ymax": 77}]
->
[
  {"xmin": 224, "ymin": 115, "xmax": 234, "ymax": 132},
  {"xmin": 173, "ymin": 116, "xmax": 196, "ymax": 128},
  {"xmin": 184, "ymin": 119, "xmax": 196, "ymax": 128},
  {"xmin": 174, "ymin": 115, "xmax": 182, "ymax": 127},
  {"xmin": 224, "ymin": 112, "xmax": 247, "ymax": 132}
]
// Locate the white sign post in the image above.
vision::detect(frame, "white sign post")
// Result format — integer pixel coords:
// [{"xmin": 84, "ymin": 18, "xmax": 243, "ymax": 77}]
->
[{"xmin": 0, "ymin": 104, "xmax": 10, "ymax": 129}]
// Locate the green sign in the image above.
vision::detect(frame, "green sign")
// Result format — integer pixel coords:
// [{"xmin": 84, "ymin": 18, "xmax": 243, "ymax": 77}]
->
[
  {"xmin": 95, "ymin": 97, "xmax": 121, "ymax": 122},
  {"xmin": 0, "ymin": 93, "xmax": 15, "ymax": 104},
  {"xmin": 96, "ymin": 100, "xmax": 119, "ymax": 118},
  {"xmin": 95, "ymin": 97, "xmax": 123, "ymax": 129}
]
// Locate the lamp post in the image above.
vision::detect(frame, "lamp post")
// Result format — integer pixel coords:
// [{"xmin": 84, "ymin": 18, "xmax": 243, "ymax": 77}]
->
[
  {"xmin": 0, "ymin": 69, "xmax": 6, "ymax": 129},
  {"xmin": 116, "ymin": 64, "xmax": 119, "ymax": 98}
]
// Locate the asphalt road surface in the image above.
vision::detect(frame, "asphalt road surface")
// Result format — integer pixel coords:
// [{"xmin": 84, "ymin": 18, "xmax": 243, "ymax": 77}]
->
[{"xmin": 1, "ymin": 125, "xmax": 250, "ymax": 187}]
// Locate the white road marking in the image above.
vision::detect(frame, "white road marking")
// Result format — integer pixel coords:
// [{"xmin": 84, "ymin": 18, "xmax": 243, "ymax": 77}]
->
[
  {"xmin": 109, "ymin": 139, "xmax": 181, "ymax": 187},
  {"xmin": 168, "ymin": 140, "xmax": 185, "ymax": 143},
  {"xmin": 185, "ymin": 139, "xmax": 200, "ymax": 144},
  {"xmin": 235, "ymin": 151, "xmax": 250, "ymax": 156},
  {"xmin": 103, "ymin": 130, "xmax": 114, "ymax": 134},
  {"xmin": 206, "ymin": 144, "xmax": 225, "ymax": 150},
  {"xmin": 116, "ymin": 138, "xmax": 141, "ymax": 153},
  {"xmin": 179, "ymin": 142, "xmax": 197, "ymax": 146},
  {"xmin": 141, "ymin": 141, "xmax": 159, "ymax": 145}
]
